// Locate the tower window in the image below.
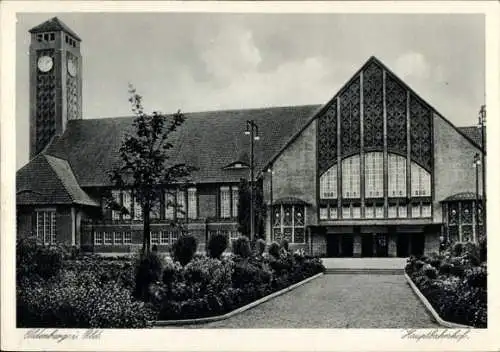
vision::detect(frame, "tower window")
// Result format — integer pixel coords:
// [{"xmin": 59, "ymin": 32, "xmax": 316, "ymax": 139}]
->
[
  {"xmin": 50, "ymin": 33, "xmax": 55, "ymax": 41},
  {"xmin": 43, "ymin": 33, "xmax": 49, "ymax": 41},
  {"xmin": 37, "ymin": 34, "xmax": 43, "ymax": 42}
]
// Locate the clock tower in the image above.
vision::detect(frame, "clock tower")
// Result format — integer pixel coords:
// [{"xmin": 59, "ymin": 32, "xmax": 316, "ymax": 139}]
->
[{"xmin": 29, "ymin": 17, "xmax": 82, "ymax": 159}]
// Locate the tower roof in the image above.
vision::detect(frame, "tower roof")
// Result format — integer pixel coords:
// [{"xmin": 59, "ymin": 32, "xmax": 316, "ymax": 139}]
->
[{"xmin": 29, "ymin": 16, "xmax": 81, "ymax": 41}]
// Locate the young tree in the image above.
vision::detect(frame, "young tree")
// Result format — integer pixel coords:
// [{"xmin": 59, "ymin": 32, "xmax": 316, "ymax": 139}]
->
[
  {"xmin": 109, "ymin": 85, "xmax": 195, "ymax": 255},
  {"xmin": 237, "ymin": 178, "xmax": 265, "ymax": 241}
]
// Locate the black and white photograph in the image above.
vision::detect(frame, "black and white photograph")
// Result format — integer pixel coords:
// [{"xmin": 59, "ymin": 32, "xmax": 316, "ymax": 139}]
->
[{"xmin": 1, "ymin": 1, "xmax": 499, "ymax": 351}]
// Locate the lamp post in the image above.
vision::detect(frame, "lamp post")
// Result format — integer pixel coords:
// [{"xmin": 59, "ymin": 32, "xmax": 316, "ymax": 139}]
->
[
  {"xmin": 267, "ymin": 168, "xmax": 274, "ymax": 244},
  {"xmin": 473, "ymin": 153, "xmax": 481, "ymax": 242},
  {"xmin": 478, "ymin": 105, "xmax": 486, "ymax": 237},
  {"xmin": 245, "ymin": 120, "xmax": 259, "ymax": 242}
]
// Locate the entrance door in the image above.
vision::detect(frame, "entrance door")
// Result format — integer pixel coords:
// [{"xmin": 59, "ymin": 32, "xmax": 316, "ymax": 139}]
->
[
  {"xmin": 326, "ymin": 234, "xmax": 340, "ymax": 257},
  {"xmin": 341, "ymin": 235, "xmax": 353, "ymax": 257},
  {"xmin": 397, "ymin": 234, "xmax": 410, "ymax": 257},
  {"xmin": 361, "ymin": 235, "xmax": 373, "ymax": 257},
  {"xmin": 410, "ymin": 235, "xmax": 425, "ymax": 256},
  {"xmin": 374, "ymin": 234, "xmax": 388, "ymax": 257}
]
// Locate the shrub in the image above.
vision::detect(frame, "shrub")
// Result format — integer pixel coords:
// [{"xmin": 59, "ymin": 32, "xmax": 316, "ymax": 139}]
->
[
  {"xmin": 280, "ymin": 239, "xmax": 290, "ymax": 252},
  {"xmin": 465, "ymin": 266, "xmax": 487, "ymax": 289},
  {"xmin": 16, "ymin": 237, "xmax": 64, "ymax": 281},
  {"xmin": 268, "ymin": 242, "xmax": 280, "ymax": 259},
  {"xmin": 479, "ymin": 237, "xmax": 487, "ymax": 263},
  {"xmin": 17, "ymin": 277, "xmax": 156, "ymax": 328},
  {"xmin": 255, "ymin": 239, "xmax": 266, "ymax": 256},
  {"xmin": 423, "ymin": 264, "xmax": 437, "ymax": 279},
  {"xmin": 207, "ymin": 233, "xmax": 228, "ymax": 259},
  {"xmin": 133, "ymin": 252, "xmax": 163, "ymax": 300},
  {"xmin": 415, "ymin": 260, "xmax": 425, "ymax": 271},
  {"xmin": 172, "ymin": 234, "xmax": 198, "ymax": 266},
  {"xmin": 450, "ymin": 263, "xmax": 466, "ymax": 278},
  {"xmin": 233, "ymin": 236, "xmax": 252, "ymax": 258},
  {"xmin": 452, "ymin": 242, "xmax": 464, "ymax": 257},
  {"xmin": 439, "ymin": 262, "xmax": 452, "ymax": 275}
]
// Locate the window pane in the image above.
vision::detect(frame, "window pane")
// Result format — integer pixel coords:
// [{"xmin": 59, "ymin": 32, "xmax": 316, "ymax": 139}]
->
[
  {"xmin": 294, "ymin": 228, "xmax": 305, "ymax": 244},
  {"xmin": 160, "ymin": 231, "xmax": 169, "ymax": 245},
  {"xmin": 50, "ymin": 212, "xmax": 56, "ymax": 244},
  {"xmin": 388, "ymin": 205, "xmax": 397, "ymax": 218},
  {"xmin": 122, "ymin": 191, "xmax": 131, "ymax": 219},
  {"xmin": 272, "ymin": 228, "xmax": 282, "ymax": 243},
  {"xmin": 411, "ymin": 204, "xmax": 421, "ymax": 218},
  {"xmin": 134, "ymin": 195, "xmax": 142, "ymax": 220},
  {"xmin": 342, "ymin": 206, "xmax": 351, "ymax": 219},
  {"xmin": 320, "ymin": 206, "xmax": 328, "ymax": 220},
  {"xmin": 150, "ymin": 232, "xmax": 160, "ymax": 245},
  {"xmin": 177, "ymin": 190, "xmax": 186, "ymax": 219},
  {"xmin": 342, "ymin": 155, "xmax": 360, "ymax": 198},
  {"xmin": 422, "ymin": 204, "xmax": 432, "ymax": 217},
  {"xmin": 94, "ymin": 232, "xmax": 103, "ymax": 245},
  {"xmin": 113, "ymin": 232, "xmax": 122, "ymax": 245},
  {"xmin": 365, "ymin": 152, "xmax": 383, "ymax": 198},
  {"xmin": 220, "ymin": 187, "xmax": 230, "ymax": 218},
  {"xmin": 365, "ymin": 204, "xmax": 375, "ymax": 218},
  {"xmin": 388, "ymin": 154, "xmax": 407, "ymax": 197},
  {"xmin": 294, "ymin": 205, "xmax": 305, "ymax": 226},
  {"xmin": 320, "ymin": 166, "xmax": 337, "ymax": 199},
  {"xmin": 352, "ymin": 206, "xmax": 361, "ymax": 219},
  {"xmin": 231, "ymin": 187, "xmax": 239, "ymax": 218},
  {"xmin": 124, "ymin": 232, "xmax": 132, "ymax": 244},
  {"xmin": 165, "ymin": 190, "xmax": 174, "ymax": 220},
  {"xmin": 283, "ymin": 205, "xmax": 293, "ymax": 226},
  {"xmin": 273, "ymin": 205, "xmax": 281, "ymax": 227},
  {"xmin": 411, "ymin": 162, "xmax": 431, "ymax": 197},
  {"xmin": 112, "ymin": 190, "xmax": 121, "ymax": 220},
  {"xmin": 188, "ymin": 188, "xmax": 197, "ymax": 219},
  {"xmin": 104, "ymin": 232, "xmax": 112, "ymax": 245},
  {"xmin": 283, "ymin": 228, "xmax": 293, "ymax": 242},
  {"xmin": 375, "ymin": 206, "xmax": 384, "ymax": 219},
  {"xmin": 398, "ymin": 205, "xmax": 407, "ymax": 218},
  {"xmin": 329, "ymin": 206, "xmax": 338, "ymax": 219}
]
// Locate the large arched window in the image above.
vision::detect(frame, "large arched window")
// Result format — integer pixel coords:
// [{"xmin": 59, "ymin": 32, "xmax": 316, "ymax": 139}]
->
[
  {"xmin": 342, "ymin": 154, "xmax": 360, "ymax": 198},
  {"xmin": 388, "ymin": 154, "xmax": 407, "ymax": 197},
  {"xmin": 320, "ymin": 166, "xmax": 337, "ymax": 199},
  {"xmin": 365, "ymin": 152, "xmax": 383, "ymax": 198},
  {"xmin": 411, "ymin": 162, "xmax": 431, "ymax": 197}
]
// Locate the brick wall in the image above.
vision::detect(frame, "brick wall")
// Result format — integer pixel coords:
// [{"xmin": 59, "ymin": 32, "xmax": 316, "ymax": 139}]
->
[{"xmin": 433, "ymin": 113, "xmax": 483, "ymax": 224}]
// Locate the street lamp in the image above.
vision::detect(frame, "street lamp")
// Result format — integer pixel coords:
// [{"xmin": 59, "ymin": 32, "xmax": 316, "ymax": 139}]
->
[
  {"xmin": 477, "ymin": 105, "xmax": 486, "ymax": 237},
  {"xmin": 267, "ymin": 168, "xmax": 274, "ymax": 243},
  {"xmin": 473, "ymin": 153, "xmax": 481, "ymax": 242},
  {"xmin": 245, "ymin": 120, "xmax": 260, "ymax": 242}
]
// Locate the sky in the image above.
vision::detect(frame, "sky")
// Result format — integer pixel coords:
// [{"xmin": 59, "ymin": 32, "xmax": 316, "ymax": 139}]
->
[{"xmin": 16, "ymin": 13, "xmax": 485, "ymax": 170}]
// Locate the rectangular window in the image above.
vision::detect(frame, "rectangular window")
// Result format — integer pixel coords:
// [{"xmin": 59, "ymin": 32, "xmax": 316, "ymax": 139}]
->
[
  {"xmin": 388, "ymin": 205, "xmax": 397, "ymax": 218},
  {"xmin": 422, "ymin": 204, "xmax": 432, "ymax": 217},
  {"xmin": 94, "ymin": 232, "xmax": 103, "ymax": 245},
  {"xmin": 231, "ymin": 187, "xmax": 239, "ymax": 218},
  {"xmin": 365, "ymin": 204, "xmax": 375, "ymax": 219},
  {"xmin": 329, "ymin": 206, "xmax": 338, "ymax": 219},
  {"xmin": 188, "ymin": 188, "xmax": 197, "ymax": 219},
  {"xmin": 220, "ymin": 187, "xmax": 230, "ymax": 218},
  {"xmin": 375, "ymin": 206, "xmax": 384, "ymax": 219},
  {"xmin": 133, "ymin": 195, "xmax": 142, "ymax": 220},
  {"xmin": 165, "ymin": 190, "xmax": 175, "ymax": 220},
  {"xmin": 320, "ymin": 167, "xmax": 338, "ymax": 199},
  {"xmin": 35, "ymin": 210, "xmax": 56, "ymax": 244},
  {"xmin": 388, "ymin": 154, "xmax": 407, "ymax": 197},
  {"xmin": 104, "ymin": 232, "xmax": 113, "ymax": 245},
  {"xmin": 150, "ymin": 201, "xmax": 161, "ymax": 220},
  {"xmin": 411, "ymin": 163, "xmax": 431, "ymax": 197},
  {"xmin": 170, "ymin": 231, "xmax": 179, "ymax": 245},
  {"xmin": 177, "ymin": 190, "xmax": 186, "ymax": 219},
  {"xmin": 111, "ymin": 190, "xmax": 121, "ymax": 221},
  {"xmin": 113, "ymin": 232, "xmax": 122, "ymax": 245},
  {"xmin": 342, "ymin": 206, "xmax": 351, "ymax": 219},
  {"xmin": 122, "ymin": 190, "xmax": 131, "ymax": 220},
  {"xmin": 365, "ymin": 153, "xmax": 383, "ymax": 198},
  {"xmin": 411, "ymin": 204, "xmax": 421, "ymax": 218},
  {"xmin": 342, "ymin": 155, "xmax": 360, "ymax": 198},
  {"xmin": 352, "ymin": 206, "xmax": 361, "ymax": 219},
  {"xmin": 160, "ymin": 231, "xmax": 170, "ymax": 245},
  {"xmin": 320, "ymin": 206, "xmax": 328, "ymax": 220},
  {"xmin": 150, "ymin": 232, "xmax": 160, "ymax": 246},
  {"xmin": 398, "ymin": 205, "xmax": 407, "ymax": 218},
  {"xmin": 123, "ymin": 232, "xmax": 132, "ymax": 244}
]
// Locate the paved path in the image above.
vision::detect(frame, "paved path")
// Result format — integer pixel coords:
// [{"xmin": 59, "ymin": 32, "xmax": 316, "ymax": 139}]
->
[
  {"xmin": 173, "ymin": 274, "xmax": 439, "ymax": 329},
  {"xmin": 321, "ymin": 257, "xmax": 408, "ymax": 269}
]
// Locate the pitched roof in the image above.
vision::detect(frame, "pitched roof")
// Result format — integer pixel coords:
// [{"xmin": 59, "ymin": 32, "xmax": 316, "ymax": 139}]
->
[
  {"xmin": 458, "ymin": 126, "xmax": 484, "ymax": 148},
  {"xmin": 16, "ymin": 154, "xmax": 98, "ymax": 206},
  {"xmin": 29, "ymin": 17, "xmax": 81, "ymax": 41},
  {"xmin": 44, "ymin": 105, "xmax": 321, "ymax": 187},
  {"xmin": 442, "ymin": 192, "xmax": 483, "ymax": 202}
]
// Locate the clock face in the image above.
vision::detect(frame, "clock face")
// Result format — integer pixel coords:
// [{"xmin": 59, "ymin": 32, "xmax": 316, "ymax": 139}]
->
[
  {"xmin": 67, "ymin": 57, "xmax": 77, "ymax": 77},
  {"xmin": 37, "ymin": 55, "xmax": 53, "ymax": 73}
]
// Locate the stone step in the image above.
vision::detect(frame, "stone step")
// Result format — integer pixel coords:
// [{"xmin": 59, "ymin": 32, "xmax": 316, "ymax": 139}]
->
[{"xmin": 325, "ymin": 268, "xmax": 404, "ymax": 275}]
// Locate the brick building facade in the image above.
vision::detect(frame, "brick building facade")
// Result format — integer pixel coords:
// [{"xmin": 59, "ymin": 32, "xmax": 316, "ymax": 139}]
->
[{"xmin": 16, "ymin": 17, "xmax": 485, "ymax": 257}]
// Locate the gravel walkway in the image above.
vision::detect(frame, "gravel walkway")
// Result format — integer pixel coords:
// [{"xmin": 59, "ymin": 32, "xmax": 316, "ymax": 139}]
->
[{"xmin": 171, "ymin": 274, "xmax": 440, "ymax": 328}]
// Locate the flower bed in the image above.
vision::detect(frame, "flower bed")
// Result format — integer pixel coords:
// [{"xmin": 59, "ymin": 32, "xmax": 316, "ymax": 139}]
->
[
  {"xmin": 149, "ymin": 253, "xmax": 325, "ymax": 320},
  {"xmin": 405, "ymin": 241, "xmax": 487, "ymax": 328},
  {"xmin": 16, "ymin": 236, "xmax": 325, "ymax": 327}
]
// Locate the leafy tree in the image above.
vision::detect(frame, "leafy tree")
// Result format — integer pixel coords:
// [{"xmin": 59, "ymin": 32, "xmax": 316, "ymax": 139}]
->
[
  {"xmin": 109, "ymin": 85, "xmax": 195, "ymax": 255},
  {"xmin": 237, "ymin": 178, "xmax": 265, "ymax": 241}
]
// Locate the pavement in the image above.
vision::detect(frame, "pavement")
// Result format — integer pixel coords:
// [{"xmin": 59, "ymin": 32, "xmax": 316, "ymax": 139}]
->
[
  {"xmin": 320, "ymin": 257, "xmax": 408, "ymax": 269},
  {"xmin": 169, "ymin": 273, "xmax": 439, "ymax": 329}
]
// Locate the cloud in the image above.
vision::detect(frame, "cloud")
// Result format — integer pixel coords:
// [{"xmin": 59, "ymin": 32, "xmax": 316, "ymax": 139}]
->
[{"xmin": 394, "ymin": 52, "xmax": 431, "ymax": 80}]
